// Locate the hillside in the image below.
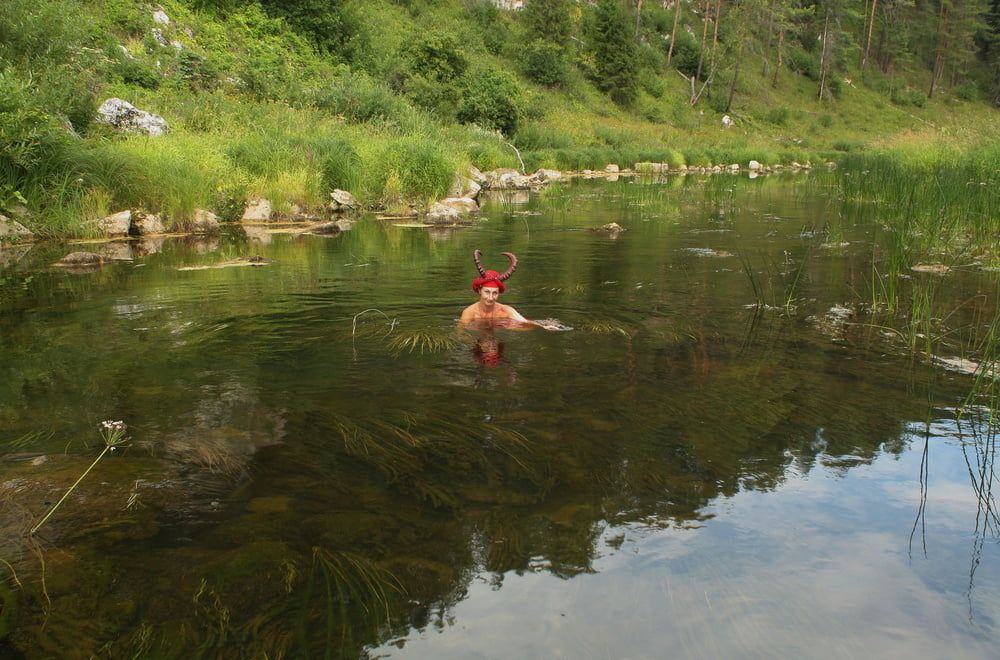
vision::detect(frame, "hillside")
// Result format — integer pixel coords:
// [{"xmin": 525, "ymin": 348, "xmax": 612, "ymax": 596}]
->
[{"xmin": 1, "ymin": 0, "xmax": 999, "ymax": 236}]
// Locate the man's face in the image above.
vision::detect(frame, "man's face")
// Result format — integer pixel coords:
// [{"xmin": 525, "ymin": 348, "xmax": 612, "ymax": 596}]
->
[{"xmin": 479, "ymin": 286, "xmax": 500, "ymax": 306}]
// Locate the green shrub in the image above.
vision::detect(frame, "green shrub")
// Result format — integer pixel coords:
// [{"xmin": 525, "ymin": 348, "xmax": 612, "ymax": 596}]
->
[
  {"xmin": 786, "ymin": 46, "xmax": 819, "ymax": 81},
  {"xmin": 406, "ymin": 31, "xmax": 468, "ymax": 83},
  {"xmin": 955, "ymin": 81, "xmax": 982, "ymax": 101},
  {"xmin": 258, "ymin": 0, "xmax": 359, "ymax": 58},
  {"xmin": 765, "ymin": 106, "xmax": 790, "ymax": 126},
  {"xmin": 176, "ymin": 51, "xmax": 219, "ymax": 91},
  {"xmin": 457, "ymin": 67, "xmax": 522, "ymax": 136},
  {"xmin": 819, "ymin": 113, "xmax": 834, "ymax": 128},
  {"xmin": 522, "ymin": 40, "xmax": 567, "ymax": 86},
  {"xmin": 669, "ymin": 31, "xmax": 700, "ymax": 78},
  {"xmin": 890, "ymin": 87, "xmax": 926, "ymax": 108},
  {"xmin": 117, "ymin": 56, "xmax": 161, "ymax": 90},
  {"xmin": 311, "ymin": 68, "xmax": 411, "ymax": 123},
  {"xmin": 467, "ymin": 0, "xmax": 509, "ymax": 55}
]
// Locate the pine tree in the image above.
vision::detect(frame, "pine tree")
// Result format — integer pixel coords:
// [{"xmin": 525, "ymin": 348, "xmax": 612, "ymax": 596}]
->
[{"xmin": 589, "ymin": 0, "xmax": 640, "ymax": 106}]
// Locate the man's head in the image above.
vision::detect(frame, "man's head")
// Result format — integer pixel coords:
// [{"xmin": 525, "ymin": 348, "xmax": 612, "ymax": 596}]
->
[{"xmin": 471, "ymin": 249, "xmax": 517, "ymax": 296}]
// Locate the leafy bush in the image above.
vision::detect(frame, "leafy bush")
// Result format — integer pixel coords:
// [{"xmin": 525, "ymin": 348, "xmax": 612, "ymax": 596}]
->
[
  {"xmin": 819, "ymin": 113, "xmax": 834, "ymax": 128},
  {"xmin": 955, "ymin": 81, "xmax": 981, "ymax": 101},
  {"xmin": 466, "ymin": 0, "xmax": 509, "ymax": 55},
  {"xmin": 522, "ymin": 40, "xmax": 567, "ymax": 86},
  {"xmin": 457, "ymin": 67, "xmax": 522, "ymax": 136},
  {"xmin": 669, "ymin": 31, "xmax": 700, "ymax": 78},
  {"xmin": 258, "ymin": 0, "xmax": 359, "ymax": 58},
  {"xmin": 765, "ymin": 106, "xmax": 790, "ymax": 126},
  {"xmin": 310, "ymin": 68, "xmax": 411, "ymax": 124},
  {"xmin": 406, "ymin": 31, "xmax": 468, "ymax": 83},
  {"xmin": 786, "ymin": 46, "xmax": 819, "ymax": 81},
  {"xmin": 890, "ymin": 87, "xmax": 926, "ymax": 108}
]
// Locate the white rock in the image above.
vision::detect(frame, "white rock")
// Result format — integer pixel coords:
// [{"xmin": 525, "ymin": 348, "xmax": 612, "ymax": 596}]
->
[
  {"xmin": 152, "ymin": 9, "xmax": 171, "ymax": 25},
  {"xmin": 241, "ymin": 198, "xmax": 272, "ymax": 222},
  {"xmin": 533, "ymin": 168, "xmax": 562, "ymax": 182},
  {"xmin": 95, "ymin": 210, "xmax": 132, "ymax": 237},
  {"xmin": 0, "ymin": 214, "xmax": 34, "ymax": 243},
  {"xmin": 329, "ymin": 189, "xmax": 359, "ymax": 211},
  {"xmin": 96, "ymin": 98, "xmax": 169, "ymax": 136},
  {"xmin": 605, "ymin": 164, "xmax": 620, "ymax": 173},
  {"xmin": 728, "ymin": 163, "xmax": 740, "ymax": 171},
  {"xmin": 425, "ymin": 203, "xmax": 462, "ymax": 225},
  {"xmin": 748, "ymin": 160, "xmax": 761, "ymax": 171},
  {"xmin": 151, "ymin": 28, "xmax": 170, "ymax": 47},
  {"xmin": 468, "ymin": 165, "xmax": 487, "ymax": 186},
  {"xmin": 192, "ymin": 209, "xmax": 220, "ymax": 233},
  {"xmin": 721, "ymin": 115, "xmax": 733, "ymax": 128},
  {"xmin": 133, "ymin": 212, "xmax": 165, "ymax": 235},
  {"xmin": 437, "ymin": 197, "xmax": 480, "ymax": 214}
]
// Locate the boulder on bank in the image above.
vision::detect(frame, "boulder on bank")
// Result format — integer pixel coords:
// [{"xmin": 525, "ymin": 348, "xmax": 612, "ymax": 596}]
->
[
  {"xmin": 329, "ymin": 189, "xmax": 360, "ymax": 212},
  {"xmin": 94, "ymin": 210, "xmax": 132, "ymax": 237},
  {"xmin": 449, "ymin": 174, "xmax": 482, "ymax": 200},
  {"xmin": 605, "ymin": 164, "xmax": 620, "ymax": 173},
  {"xmin": 133, "ymin": 212, "xmax": 165, "ymax": 235},
  {"xmin": 426, "ymin": 198, "xmax": 479, "ymax": 225},
  {"xmin": 192, "ymin": 209, "xmax": 220, "ymax": 233},
  {"xmin": 241, "ymin": 198, "xmax": 272, "ymax": 222},
  {"xmin": 483, "ymin": 168, "xmax": 564, "ymax": 190},
  {"xmin": 748, "ymin": 160, "xmax": 762, "ymax": 171},
  {"xmin": 0, "ymin": 214, "xmax": 34, "ymax": 244},
  {"xmin": 96, "ymin": 98, "xmax": 169, "ymax": 136},
  {"xmin": 533, "ymin": 168, "xmax": 562, "ymax": 183}
]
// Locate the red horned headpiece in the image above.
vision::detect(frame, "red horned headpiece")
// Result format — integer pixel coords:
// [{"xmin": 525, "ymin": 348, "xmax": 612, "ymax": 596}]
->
[{"xmin": 471, "ymin": 249, "xmax": 518, "ymax": 293}]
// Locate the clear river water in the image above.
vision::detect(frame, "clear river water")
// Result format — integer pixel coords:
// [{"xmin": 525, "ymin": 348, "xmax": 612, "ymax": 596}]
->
[{"xmin": 1, "ymin": 173, "xmax": 998, "ymax": 658}]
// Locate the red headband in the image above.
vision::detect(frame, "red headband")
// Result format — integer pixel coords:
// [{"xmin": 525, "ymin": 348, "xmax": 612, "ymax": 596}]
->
[{"xmin": 472, "ymin": 270, "xmax": 506, "ymax": 293}]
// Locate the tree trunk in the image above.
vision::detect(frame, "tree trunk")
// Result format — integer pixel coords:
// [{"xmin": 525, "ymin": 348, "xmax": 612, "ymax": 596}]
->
[
  {"xmin": 772, "ymin": 29, "xmax": 784, "ymax": 86},
  {"xmin": 928, "ymin": 1, "xmax": 948, "ymax": 98},
  {"xmin": 694, "ymin": 0, "xmax": 711, "ymax": 92},
  {"xmin": 763, "ymin": 0, "xmax": 776, "ymax": 76},
  {"xmin": 636, "ymin": 0, "xmax": 644, "ymax": 36},
  {"xmin": 862, "ymin": 0, "xmax": 878, "ymax": 69},
  {"xmin": 726, "ymin": 43, "xmax": 744, "ymax": 111},
  {"xmin": 860, "ymin": 0, "xmax": 871, "ymax": 67},
  {"xmin": 818, "ymin": 8, "xmax": 831, "ymax": 100},
  {"xmin": 666, "ymin": 0, "xmax": 682, "ymax": 66},
  {"xmin": 710, "ymin": 0, "xmax": 723, "ymax": 71}
]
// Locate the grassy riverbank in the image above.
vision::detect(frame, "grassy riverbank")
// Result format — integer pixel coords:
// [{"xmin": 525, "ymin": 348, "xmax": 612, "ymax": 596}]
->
[{"xmin": 2, "ymin": 0, "xmax": 1000, "ymax": 237}]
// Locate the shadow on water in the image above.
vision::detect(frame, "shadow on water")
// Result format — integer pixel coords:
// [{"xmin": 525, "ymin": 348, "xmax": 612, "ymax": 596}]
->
[{"xmin": 0, "ymin": 174, "xmax": 999, "ymax": 656}]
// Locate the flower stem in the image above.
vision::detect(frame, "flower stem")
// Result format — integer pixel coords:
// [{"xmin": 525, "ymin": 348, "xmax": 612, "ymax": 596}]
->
[{"xmin": 30, "ymin": 445, "xmax": 111, "ymax": 536}]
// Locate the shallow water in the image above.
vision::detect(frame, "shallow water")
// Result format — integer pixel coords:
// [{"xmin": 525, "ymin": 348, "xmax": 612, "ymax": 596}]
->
[{"xmin": 1, "ymin": 174, "xmax": 998, "ymax": 658}]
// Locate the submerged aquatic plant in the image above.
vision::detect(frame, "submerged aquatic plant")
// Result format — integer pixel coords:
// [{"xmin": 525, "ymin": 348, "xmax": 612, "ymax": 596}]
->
[
  {"xmin": 30, "ymin": 420, "xmax": 129, "ymax": 535},
  {"xmin": 387, "ymin": 328, "xmax": 463, "ymax": 355}
]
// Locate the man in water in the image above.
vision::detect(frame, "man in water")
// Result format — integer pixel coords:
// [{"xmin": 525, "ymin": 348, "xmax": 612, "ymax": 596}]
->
[{"xmin": 460, "ymin": 250, "xmax": 566, "ymax": 330}]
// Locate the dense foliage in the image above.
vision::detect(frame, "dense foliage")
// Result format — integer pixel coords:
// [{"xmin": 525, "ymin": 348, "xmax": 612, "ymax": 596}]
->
[{"xmin": 1, "ymin": 0, "xmax": 999, "ymax": 235}]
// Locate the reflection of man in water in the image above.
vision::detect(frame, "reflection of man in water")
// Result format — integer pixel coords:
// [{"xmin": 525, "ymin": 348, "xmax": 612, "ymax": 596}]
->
[
  {"xmin": 459, "ymin": 250, "xmax": 562, "ymax": 330},
  {"xmin": 472, "ymin": 331, "xmax": 504, "ymax": 368}
]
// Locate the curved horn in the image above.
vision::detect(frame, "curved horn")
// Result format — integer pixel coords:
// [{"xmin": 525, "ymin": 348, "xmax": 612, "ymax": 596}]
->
[
  {"xmin": 473, "ymin": 249, "xmax": 487, "ymax": 276},
  {"xmin": 498, "ymin": 252, "xmax": 518, "ymax": 281}
]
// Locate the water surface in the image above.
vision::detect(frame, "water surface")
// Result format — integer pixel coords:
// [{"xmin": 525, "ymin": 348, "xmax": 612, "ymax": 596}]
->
[{"xmin": 1, "ymin": 174, "xmax": 998, "ymax": 658}]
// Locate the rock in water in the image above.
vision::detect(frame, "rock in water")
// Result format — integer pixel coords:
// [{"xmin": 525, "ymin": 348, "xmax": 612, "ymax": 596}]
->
[{"xmin": 56, "ymin": 252, "xmax": 103, "ymax": 267}]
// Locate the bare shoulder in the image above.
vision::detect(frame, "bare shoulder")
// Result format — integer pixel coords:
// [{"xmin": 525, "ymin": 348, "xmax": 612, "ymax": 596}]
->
[
  {"xmin": 498, "ymin": 304, "xmax": 527, "ymax": 322},
  {"xmin": 459, "ymin": 303, "xmax": 478, "ymax": 323}
]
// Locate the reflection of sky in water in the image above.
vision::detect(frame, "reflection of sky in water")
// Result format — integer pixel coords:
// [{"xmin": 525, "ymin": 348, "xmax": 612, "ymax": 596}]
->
[{"xmin": 377, "ymin": 419, "xmax": 1000, "ymax": 659}]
